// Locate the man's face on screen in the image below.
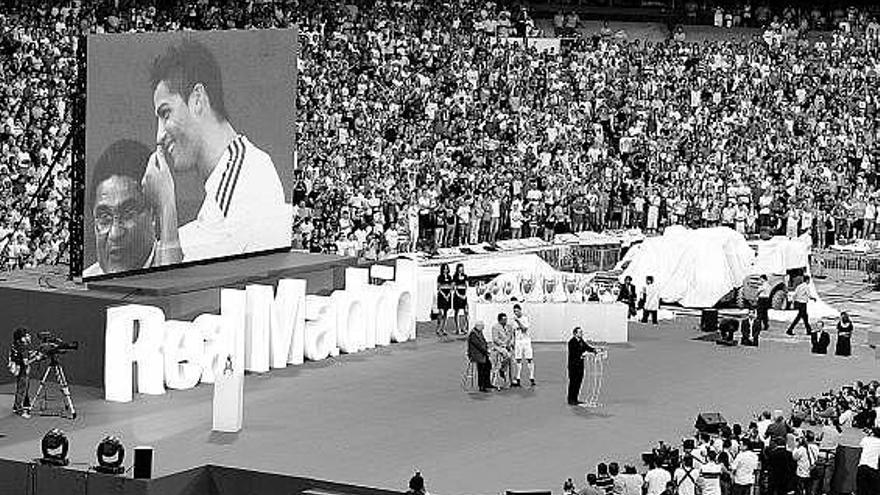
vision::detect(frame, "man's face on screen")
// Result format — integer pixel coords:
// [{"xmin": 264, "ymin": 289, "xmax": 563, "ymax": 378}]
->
[
  {"xmin": 94, "ymin": 175, "xmax": 155, "ymax": 274},
  {"xmin": 153, "ymin": 81, "xmax": 200, "ymax": 173}
]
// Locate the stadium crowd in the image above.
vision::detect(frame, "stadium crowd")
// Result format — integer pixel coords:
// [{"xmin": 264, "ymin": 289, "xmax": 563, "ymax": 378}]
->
[
  {"xmin": 0, "ymin": 1, "xmax": 879, "ymax": 269},
  {"xmin": 564, "ymin": 380, "xmax": 880, "ymax": 495}
]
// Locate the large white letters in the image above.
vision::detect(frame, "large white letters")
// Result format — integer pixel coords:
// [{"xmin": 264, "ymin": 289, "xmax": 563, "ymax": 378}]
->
[
  {"xmin": 104, "ymin": 262, "xmax": 421, "ymax": 402},
  {"xmin": 163, "ymin": 320, "xmax": 203, "ymax": 390},
  {"xmin": 105, "ymin": 304, "xmax": 166, "ymax": 402},
  {"xmin": 271, "ymin": 278, "xmax": 306, "ymax": 368},
  {"xmin": 244, "ymin": 285, "xmax": 273, "ymax": 373}
]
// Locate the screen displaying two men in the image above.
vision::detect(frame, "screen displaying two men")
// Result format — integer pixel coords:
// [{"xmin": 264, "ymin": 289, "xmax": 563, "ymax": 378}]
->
[{"xmin": 83, "ymin": 29, "xmax": 297, "ymax": 278}]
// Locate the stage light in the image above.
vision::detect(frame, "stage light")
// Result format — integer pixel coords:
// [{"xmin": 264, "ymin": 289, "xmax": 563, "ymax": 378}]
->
[
  {"xmin": 40, "ymin": 428, "xmax": 69, "ymax": 466},
  {"xmin": 94, "ymin": 435, "xmax": 125, "ymax": 475}
]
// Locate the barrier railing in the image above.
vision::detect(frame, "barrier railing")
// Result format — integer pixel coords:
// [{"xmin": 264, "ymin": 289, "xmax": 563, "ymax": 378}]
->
[{"xmin": 811, "ymin": 249, "xmax": 880, "ymax": 284}]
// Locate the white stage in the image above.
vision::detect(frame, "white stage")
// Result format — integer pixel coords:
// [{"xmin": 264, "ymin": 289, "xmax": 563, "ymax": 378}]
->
[{"xmin": 471, "ymin": 301, "xmax": 629, "ymax": 343}]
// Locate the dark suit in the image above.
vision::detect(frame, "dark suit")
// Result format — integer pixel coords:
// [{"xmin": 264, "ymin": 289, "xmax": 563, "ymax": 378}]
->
[
  {"xmin": 765, "ymin": 446, "xmax": 796, "ymax": 495},
  {"xmin": 468, "ymin": 329, "xmax": 491, "ymax": 391},
  {"xmin": 740, "ymin": 318, "xmax": 759, "ymax": 346},
  {"xmin": 567, "ymin": 336, "xmax": 595, "ymax": 404},
  {"xmin": 617, "ymin": 282, "xmax": 637, "ymax": 318},
  {"xmin": 810, "ymin": 330, "xmax": 830, "ymax": 354}
]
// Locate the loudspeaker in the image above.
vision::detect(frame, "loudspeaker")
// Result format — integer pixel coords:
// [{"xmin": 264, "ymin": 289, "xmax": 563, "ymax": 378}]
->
[
  {"xmin": 133, "ymin": 446, "xmax": 153, "ymax": 479},
  {"xmin": 700, "ymin": 309, "xmax": 718, "ymax": 333},
  {"xmin": 695, "ymin": 412, "xmax": 727, "ymax": 434}
]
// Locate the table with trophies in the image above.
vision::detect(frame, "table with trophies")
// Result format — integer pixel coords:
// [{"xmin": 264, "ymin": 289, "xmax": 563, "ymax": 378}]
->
[{"xmin": 469, "ymin": 273, "xmax": 629, "ymax": 343}]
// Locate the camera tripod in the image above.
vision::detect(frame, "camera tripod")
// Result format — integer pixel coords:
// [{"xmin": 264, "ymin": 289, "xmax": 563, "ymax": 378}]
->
[{"xmin": 32, "ymin": 353, "xmax": 77, "ymax": 419}]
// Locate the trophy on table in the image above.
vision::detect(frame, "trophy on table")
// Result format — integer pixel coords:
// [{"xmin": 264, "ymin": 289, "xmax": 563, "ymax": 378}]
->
[
  {"xmin": 475, "ymin": 281, "xmax": 487, "ymax": 301},
  {"xmin": 520, "ymin": 274, "xmax": 535, "ymax": 301},
  {"xmin": 503, "ymin": 279, "xmax": 514, "ymax": 300},
  {"xmin": 581, "ymin": 282, "xmax": 594, "ymax": 302},
  {"xmin": 543, "ymin": 276, "xmax": 557, "ymax": 302},
  {"xmin": 564, "ymin": 275, "xmax": 580, "ymax": 303},
  {"xmin": 488, "ymin": 281, "xmax": 500, "ymax": 301}
]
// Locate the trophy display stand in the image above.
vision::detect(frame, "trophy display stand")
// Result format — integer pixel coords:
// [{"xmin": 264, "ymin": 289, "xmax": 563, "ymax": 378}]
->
[{"xmin": 583, "ymin": 349, "xmax": 608, "ymax": 408}]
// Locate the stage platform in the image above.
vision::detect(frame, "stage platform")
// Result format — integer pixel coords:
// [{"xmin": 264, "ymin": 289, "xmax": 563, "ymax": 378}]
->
[
  {"xmin": 0, "ymin": 252, "xmax": 356, "ymax": 387},
  {"xmin": 87, "ymin": 251, "xmax": 352, "ymax": 297},
  {"xmin": 0, "ymin": 316, "xmax": 874, "ymax": 495}
]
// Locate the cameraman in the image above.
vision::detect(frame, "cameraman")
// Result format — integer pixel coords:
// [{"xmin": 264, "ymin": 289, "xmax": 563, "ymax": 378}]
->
[{"xmin": 9, "ymin": 327, "xmax": 37, "ymax": 418}]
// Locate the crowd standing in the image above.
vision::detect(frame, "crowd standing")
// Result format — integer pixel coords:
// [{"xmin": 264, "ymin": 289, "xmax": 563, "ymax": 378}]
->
[
  {"xmin": 566, "ymin": 380, "xmax": 880, "ymax": 495},
  {"xmin": 0, "ymin": 1, "xmax": 879, "ymax": 271}
]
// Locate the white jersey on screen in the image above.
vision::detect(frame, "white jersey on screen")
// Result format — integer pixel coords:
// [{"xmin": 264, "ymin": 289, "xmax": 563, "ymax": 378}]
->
[{"xmin": 179, "ymin": 135, "xmax": 289, "ymax": 262}]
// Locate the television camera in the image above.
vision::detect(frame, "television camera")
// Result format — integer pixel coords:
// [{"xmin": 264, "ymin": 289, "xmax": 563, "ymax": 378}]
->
[{"xmin": 36, "ymin": 332, "xmax": 79, "ymax": 358}]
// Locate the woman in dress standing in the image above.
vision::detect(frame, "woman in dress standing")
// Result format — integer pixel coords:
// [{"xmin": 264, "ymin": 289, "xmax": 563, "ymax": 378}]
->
[
  {"xmin": 435, "ymin": 263, "xmax": 453, "ymax": 337},
  {"xmin": 452, "ymin": 263, "xmax": 469, "ymax": 335},
  {"xmin": 835, "ymin": 312, "xmax": 853, "ymax": 357}
]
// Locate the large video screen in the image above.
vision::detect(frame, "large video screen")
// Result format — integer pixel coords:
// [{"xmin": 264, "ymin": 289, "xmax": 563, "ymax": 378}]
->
[{"xmin": 83, "ymin": 29, "xmax": 296, "ymax": 278}]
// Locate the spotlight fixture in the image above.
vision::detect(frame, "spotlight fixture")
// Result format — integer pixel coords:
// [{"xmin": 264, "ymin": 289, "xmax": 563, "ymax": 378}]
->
[
  {"xmin": 40, "ymin": 428, "xmax": 69, "ymax": 466},
  {"xmin": 94, "ymin": 435, "xmax": 125, "ymax": 475}
]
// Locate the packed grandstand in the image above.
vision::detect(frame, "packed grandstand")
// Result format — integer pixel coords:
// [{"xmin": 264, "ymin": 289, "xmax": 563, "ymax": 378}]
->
[
  {"xmin": 2, "ymin": 1, "xmax": 880, "ymax": 494},
  {"xmin": 0, "ymin": 1, "xmax": 878, "ymax": 271}
]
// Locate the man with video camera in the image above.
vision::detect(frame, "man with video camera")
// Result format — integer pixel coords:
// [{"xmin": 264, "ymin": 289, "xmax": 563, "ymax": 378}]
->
[{"xmin": 8, "ymin": 327, "xmax": 40, "ymax": 418}]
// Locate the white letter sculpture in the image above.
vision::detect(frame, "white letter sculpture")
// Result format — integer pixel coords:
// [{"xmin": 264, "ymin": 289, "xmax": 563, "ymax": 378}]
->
[{"xmin": 105, "ymin": 304, "xmax": 167, "ymax": 402}]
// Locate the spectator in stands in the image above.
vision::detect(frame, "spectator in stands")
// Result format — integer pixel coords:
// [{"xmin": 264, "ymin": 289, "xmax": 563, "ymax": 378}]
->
[{"xmin": 2, "ymin": 0, "xmax": 880, "ymax": 279}]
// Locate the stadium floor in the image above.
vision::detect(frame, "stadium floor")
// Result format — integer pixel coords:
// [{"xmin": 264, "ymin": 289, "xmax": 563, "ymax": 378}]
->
[{"xmin": 0, "ymin": 285, "xmax": 877, "ymax": 495}]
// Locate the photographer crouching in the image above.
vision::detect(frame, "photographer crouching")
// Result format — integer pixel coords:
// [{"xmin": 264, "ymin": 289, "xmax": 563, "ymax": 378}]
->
[{"xmin": 8, "ymin": 327, "xmax": 40, "ymax": 419}]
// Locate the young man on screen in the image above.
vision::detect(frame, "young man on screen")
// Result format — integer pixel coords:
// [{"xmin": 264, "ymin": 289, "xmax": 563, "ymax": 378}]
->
[
  {"xmin": 83, "ymin": 139, "xmax": 158, "ymax": 277},
  {"xmin": 142, "ymin": 40, "xmax": 288, "ymax": 265}
]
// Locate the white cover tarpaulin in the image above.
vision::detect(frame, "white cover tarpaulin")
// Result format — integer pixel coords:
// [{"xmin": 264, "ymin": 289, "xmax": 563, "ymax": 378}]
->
[
  {"xmin": 619, "ymin": 226, "xmax": 754, "ymax": 308},
  {"xmin": 750, "ymin": 235, "xmax": 811, "ymax": 275}
]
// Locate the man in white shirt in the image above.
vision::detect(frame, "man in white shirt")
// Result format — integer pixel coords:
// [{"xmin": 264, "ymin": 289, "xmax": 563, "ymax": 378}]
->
[
  {"xmin": 510, "ymin": 304, "xmax": 535, "ymax": 387},
  {"xmin": 730, "ymin": 440, "xmax": 759, "ymax": 495},
  {"xmin": 643, "ymin": 458, "xmax": 671, "ymax": 495},
  {"xmin": 143, "ymin": 40, "xmax": 289, "ymax": 266},
  {"xmin": 857, "ymin": 427, "xmax": 880, "ymax": 495},
  {"xmin": 756, "ymin": 274, "xmax": 772, "ymax": 333},
  {"xmin": 673, "ymin": 455, "xmax": 699, "ymax": 495},
  {"xmin": 786, "ymin": 275, "xmax": 815, "ymax": 335},
  {"xmin": 792, "ymin": 432, "xmax": 819, "ymax": 495},
  {"xmin": 757, "ymin": 410, "xmax": 773, "ymax": 446},
  {"xmin": 641, "ymin": 275, "xmax": 660, "ymax": 325},
  {"xmin": 699, "ymin": 450, "xmax": 723, "ymax": 495}
]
